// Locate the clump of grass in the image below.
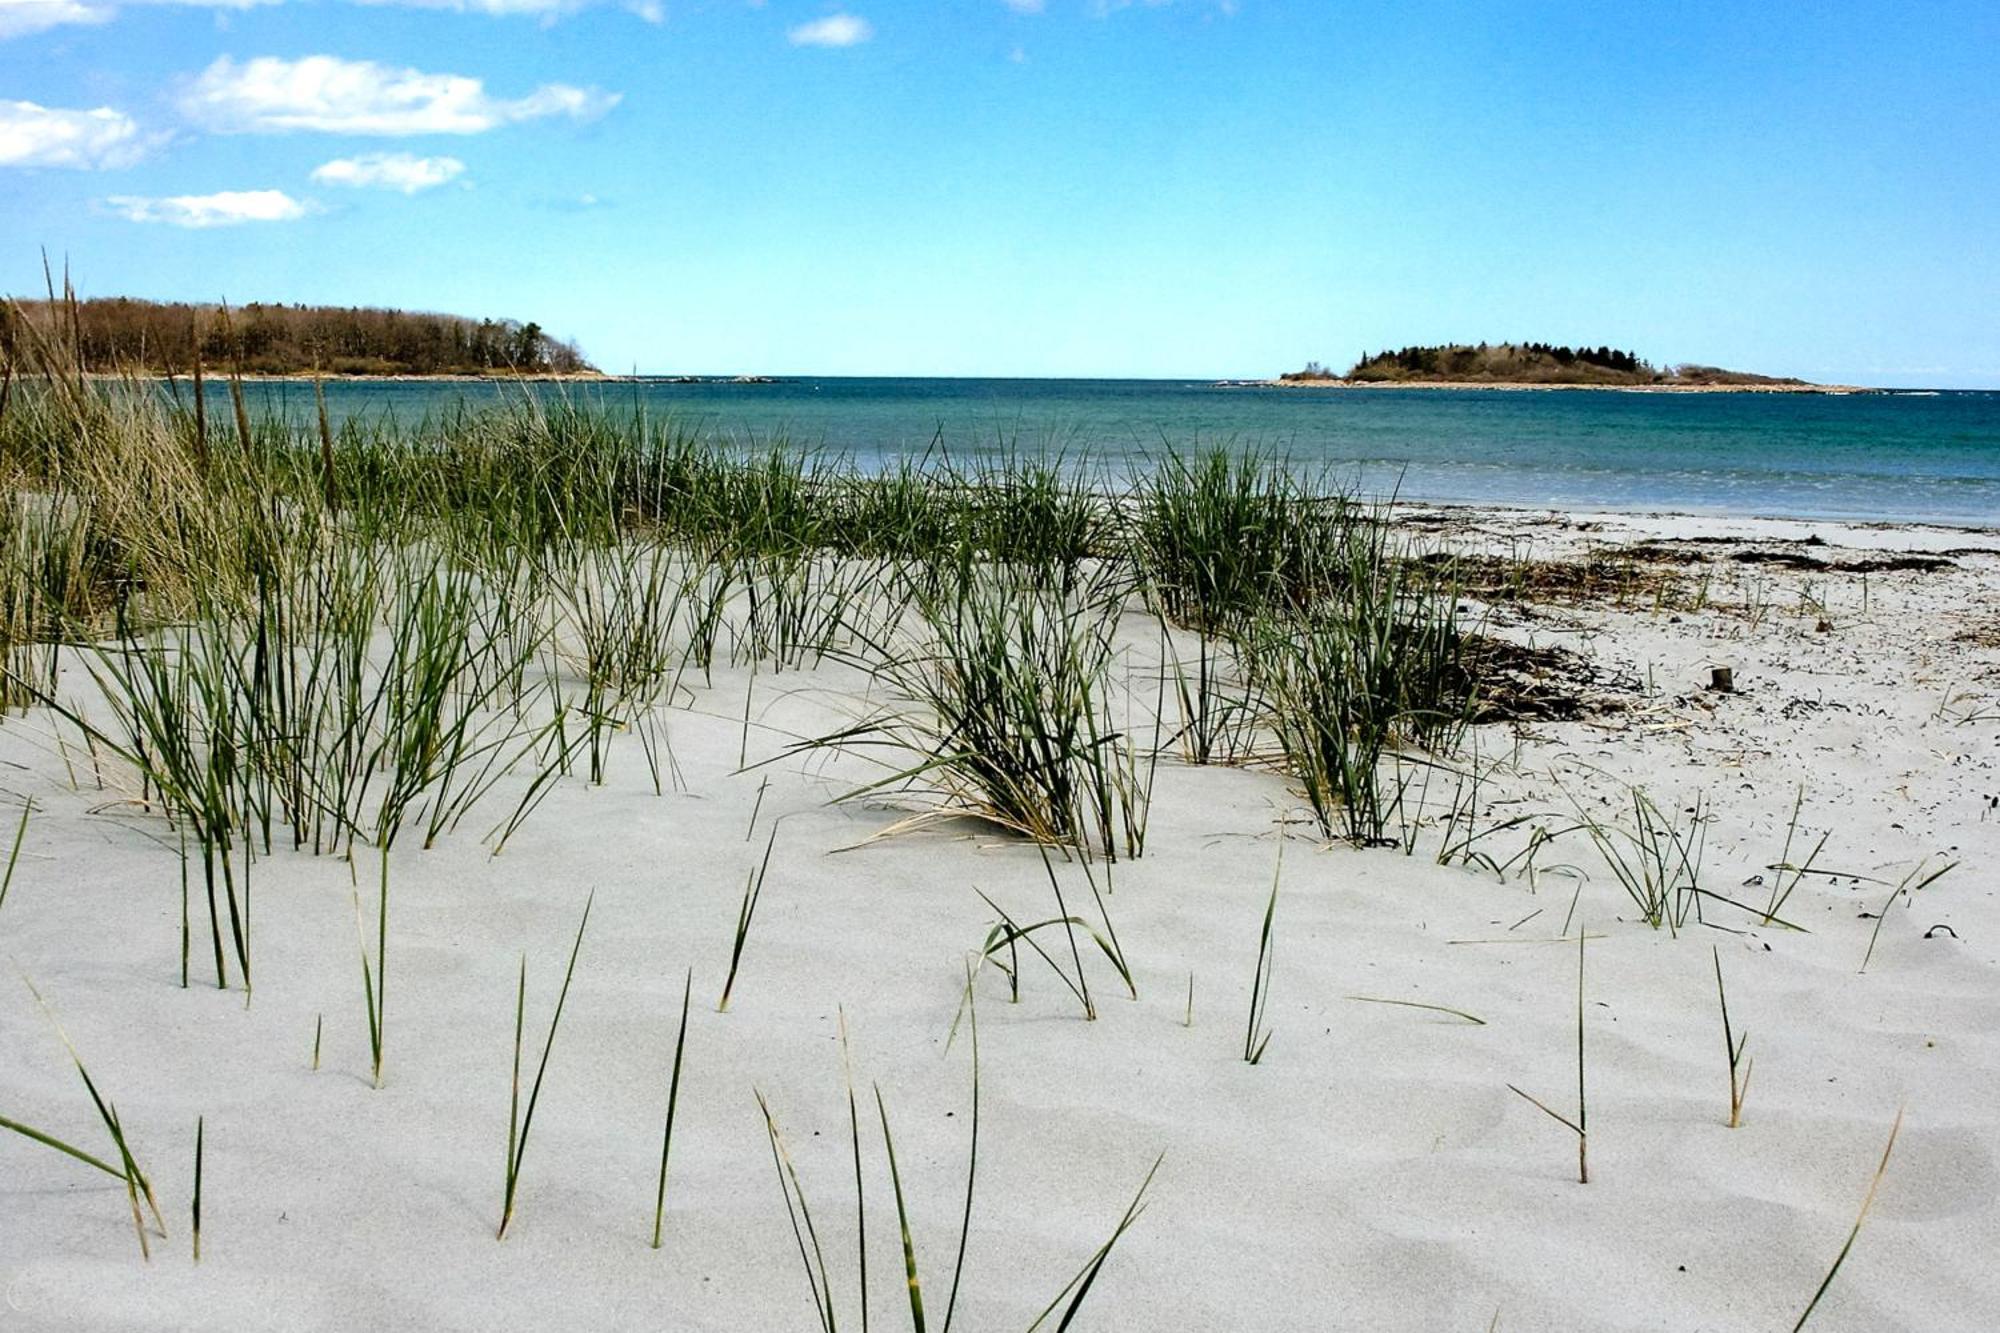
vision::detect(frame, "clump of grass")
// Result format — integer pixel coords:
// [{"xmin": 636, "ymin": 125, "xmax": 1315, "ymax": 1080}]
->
[
  {"xmin": 1248, "ymin": 526, "xmax": 1472, "ymax": 847},
  {"xmin": 650, "ymin": 968, "xmax": 693, "ymax": 1251},
  {"xmin": 498, "ymin": 891, "xmax": 594, "ymax": 1240},
  {"xmin": 1157, "ymin": 621, "xmax": 1264, "ymax": 767},
  {"xmin": 1130, "ymin": 443, "xmax": 1351, "ymax": 632},
  {"xmin": 1712, "ymin": 946, "xmax": 1752, "ymax": 1128},
  {"xmin": 1792, "ymin": 1106, "xmax": 1904, "ymax": 1330},
  {"xmin": 718, "ymin": 828, "xmax": 776, "ymax": 1012},
  {"xmin": 971, "ymin": 879, "xmax": 1133, "ymax": 1023},
  {"xmin": 1508, "ymin": 929, "xmax": 1589, "ymax": 1184},
  {"xmin": 803, "ymin": 562, "xmax": 1149, "ymax": 860},
  {"xmin": 1565, "ymin": 784, "xmax": 1708, "ymax": 932}
]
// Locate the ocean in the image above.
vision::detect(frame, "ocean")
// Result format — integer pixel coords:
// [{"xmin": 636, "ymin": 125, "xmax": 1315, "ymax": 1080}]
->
[{"xmin": 238, "ymin": 377, "xmax": 2000, "ymax": 528}]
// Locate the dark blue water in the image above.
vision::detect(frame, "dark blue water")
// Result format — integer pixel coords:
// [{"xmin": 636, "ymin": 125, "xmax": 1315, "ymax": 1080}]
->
[{"xmin": 237, "ymin": 378, "xmax": 2000, "ymax": 527}]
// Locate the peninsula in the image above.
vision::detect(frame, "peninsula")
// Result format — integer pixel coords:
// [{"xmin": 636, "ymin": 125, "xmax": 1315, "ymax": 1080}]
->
[{"xmin": 3, "ymin": 296, "xmax": 598, "ymax": 378}]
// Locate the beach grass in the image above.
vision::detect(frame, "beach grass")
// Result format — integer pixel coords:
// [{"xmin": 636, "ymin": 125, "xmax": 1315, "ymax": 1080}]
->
[
  {"xmin": 1243, "ymin": 844, "xmax": 1281, "ymax": 1064},
  {"xmin": 1792, "ymin": 1106, "xmax": 1904, "ymax": 1330},
  {"xmin": 498, "ymin": 891, "xmax": 594, "ymax": 1240},
  {"xmin": 1508, "ymin": 929, "xmax": 1590, "ymax": 1184},
  {"xmin": 650, "ymin": 968, "xmax": 693, "ymax": 1251}
]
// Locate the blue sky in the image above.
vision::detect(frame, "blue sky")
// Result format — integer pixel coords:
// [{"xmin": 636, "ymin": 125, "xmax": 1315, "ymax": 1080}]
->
[{"xmin": 3, "ymin": 1, "xmax": 1997, "ymax": 384}]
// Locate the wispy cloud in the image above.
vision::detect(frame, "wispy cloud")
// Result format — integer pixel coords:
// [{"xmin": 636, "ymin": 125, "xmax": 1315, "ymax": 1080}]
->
[
  {"xmin": 311, "ymin": 151, "xmax": 466, "ymax": 192},
  {"xmin": 0, "ymin": 0, "xmax": 278, "ymax": 40},
  {"xmin": 104, "ymin": 188, "xmax": 310, "ymax": 227},
  {"xmin": 179, "ymin": 56, "xmax": 619, "ymax": 135},
  {"xmin": 2, "ymin": 0, "xmax": 660, "ymax": 37},
  {"xmin": 0, "ymin": 0, "xmax": 110, "ymax": 39},
  {"xmin": 0, "ymin": 99, "xmax": 149, "ymax": 169},
  {"xmin": 1001, "ymin": 0, "xmax": 1043, "ymax": 13},
  {"xmin": 788, "ymin": 12, "xmax": 870, "ymax": 47}
]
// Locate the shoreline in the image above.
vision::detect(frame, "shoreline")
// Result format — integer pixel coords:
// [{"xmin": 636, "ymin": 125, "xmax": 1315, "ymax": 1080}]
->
[{"xmin": 1394, "ymin": 499, "xmax": 2000, "ymax": 545}]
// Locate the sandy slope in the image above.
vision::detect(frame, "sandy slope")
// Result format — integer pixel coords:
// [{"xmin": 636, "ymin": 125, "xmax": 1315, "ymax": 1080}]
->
[{"xmin": 2, "ymin": 510, "xmax": 1997, "ymax": 1331}]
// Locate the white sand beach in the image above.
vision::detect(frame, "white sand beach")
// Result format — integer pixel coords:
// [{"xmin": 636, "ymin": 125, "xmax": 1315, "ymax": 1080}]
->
[{"xmin": 3, "ymin": 508, "xmax": 1998, "ymax": 1332}]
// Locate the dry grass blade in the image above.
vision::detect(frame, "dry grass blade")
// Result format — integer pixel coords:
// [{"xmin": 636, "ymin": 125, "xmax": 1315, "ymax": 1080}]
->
[
  {"xmin": 1792, "ymin": 1105, "xmax": 1905, "ymax": 1331},
  {"xmin": 1712, "ymin": 946, "xmax": 1751, "ymax": 1128},
  {"xmin": 1346, "ymin": 995, "xmax": 1487, "ymax": 1025}
]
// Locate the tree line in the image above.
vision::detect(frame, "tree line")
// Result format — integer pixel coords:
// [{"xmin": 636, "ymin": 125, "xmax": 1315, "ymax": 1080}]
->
[
  {"xmin": 2, "ymin": 297, "xmax": 596, "ymax": 376},
  {"xmin": 1346, "ymin": 342, "xmax": 1652, "ymax": 381}
]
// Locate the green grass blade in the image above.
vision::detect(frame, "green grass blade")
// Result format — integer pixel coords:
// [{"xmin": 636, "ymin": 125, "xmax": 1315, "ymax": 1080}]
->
[
  {"xmin": 876, "ymin": 1084, "xmax": 926, "ymax": 1333},
  {"xmin": 651, "ymin": 967, "xmax": 693, "ymax": 1251}
]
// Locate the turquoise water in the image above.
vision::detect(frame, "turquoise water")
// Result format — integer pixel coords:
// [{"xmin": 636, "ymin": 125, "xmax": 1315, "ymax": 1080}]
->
[{"xmin": 238, "ymin": 378, "xmax": 2000, "ymax": 528}]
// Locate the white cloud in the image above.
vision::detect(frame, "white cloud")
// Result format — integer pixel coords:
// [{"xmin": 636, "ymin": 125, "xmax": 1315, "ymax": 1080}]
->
[
  {"xmin": 788, "ymin": 12, "xmax": 870, "ymax": 46},
  {"xmin": 0, "ymin": 0, "xmax": 276, "ymax": 39},
  {"xmin": 0, "ymin": 99, "xmax": 147, "ymax": 169},
  {"xmin": 179, "ymin": 55, "xmax": 619, "ymax": 135},
  {"xmin": 311, "ymin": 151, "xmax": 465, "ymax": 193},
  {"xmin": 1002, "ymin": 0, "xmax": 1043, "ymax": 12},
  {"xmin": 104, "ymin": 188, "xmax": 310, "ymax": 227},
  {"xmin": 0, "ymin": 0, "xmax": 110, "ymax": 38}
]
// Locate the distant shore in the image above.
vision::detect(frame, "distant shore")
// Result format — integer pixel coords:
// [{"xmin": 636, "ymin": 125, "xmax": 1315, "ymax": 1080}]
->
[
  {"xmin": 1230, "ymin": 377, "xmax": 1878, "ymax": 394},
  {"xmin": 101, "ymin": 372, "xmax": 785, "ymax": 386}
]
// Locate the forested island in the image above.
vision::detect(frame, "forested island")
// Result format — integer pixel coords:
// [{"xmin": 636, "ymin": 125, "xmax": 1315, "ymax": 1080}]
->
[
  {"xmin": 1274, "ymin": 343, "xmax": 1815, "ymax": 389},
  {"xmin": 2, "ymin": 297, "xmax": 597, "ymax": 377}
]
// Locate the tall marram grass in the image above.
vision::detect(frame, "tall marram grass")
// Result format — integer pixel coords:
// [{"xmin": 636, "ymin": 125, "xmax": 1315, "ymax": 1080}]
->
[
  {"xmin": 1248, "ymin": 523, "xmax": 1474, "ymax": 846},
  {"xmin": 801, "ymin": 560, "xmax": 1152, "ymax": 860},
  {"xmin": 5, "ymin": 296, "xmax": 1494, "ymax": 881}
]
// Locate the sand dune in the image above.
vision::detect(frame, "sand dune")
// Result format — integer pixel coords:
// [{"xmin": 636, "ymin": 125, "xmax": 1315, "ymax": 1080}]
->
[{"xmin": 3, "ymin": 510, "xmax": 1997, "ymax": 1331}]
